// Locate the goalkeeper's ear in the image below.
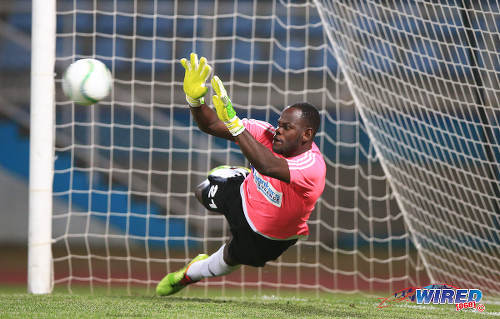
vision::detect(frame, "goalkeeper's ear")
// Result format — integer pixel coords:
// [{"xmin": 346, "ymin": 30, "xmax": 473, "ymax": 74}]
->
[{"xmin": 302, "ymin": 127, "xmax": 314, "ymax": 143}]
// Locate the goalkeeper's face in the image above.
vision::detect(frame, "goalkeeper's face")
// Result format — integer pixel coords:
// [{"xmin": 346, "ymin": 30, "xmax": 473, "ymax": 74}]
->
[{"xmin": 272, "ymin": 107, "xmax": 311, "ymax": 157}]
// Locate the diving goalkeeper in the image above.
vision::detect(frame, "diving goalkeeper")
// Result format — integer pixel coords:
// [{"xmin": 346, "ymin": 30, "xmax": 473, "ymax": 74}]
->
[{"xmin": 157, "ymin": 53, "xmax": 326, "ymax": 296}]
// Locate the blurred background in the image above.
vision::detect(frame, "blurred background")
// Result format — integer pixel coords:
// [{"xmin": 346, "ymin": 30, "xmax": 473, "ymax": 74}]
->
[
  {"xmin": 0, "ymin": 0, "xmax": 388, "ymax": 289},
  {"xmin": 0, "ymin": 0, "xmax": 31, "ymax": 284},
  {"xmin": 1, "ymin": 0, "xmax": 498, "ymax": 294}
]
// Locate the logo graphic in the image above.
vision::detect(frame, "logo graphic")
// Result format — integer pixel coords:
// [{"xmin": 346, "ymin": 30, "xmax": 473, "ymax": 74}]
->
[
  {"xmin": 208, "ymin": 185, "xmax": 218, "ymax": 209},
  {"xmin": 377, "ymin": 286, "xmax": 419, "ymax": 308},
  {"xmin": 252, "ymin": 168, "xmax": 282, "ymax": 207},
  {"xmin": 377, "ymin": 283, "xmax": 485, "ymax": 312}
]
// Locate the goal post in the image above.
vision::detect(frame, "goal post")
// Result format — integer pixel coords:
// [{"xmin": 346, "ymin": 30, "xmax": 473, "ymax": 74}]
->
[{"xmin": 28, "ymin": 0, "xmax": 56, "ymax": 294}]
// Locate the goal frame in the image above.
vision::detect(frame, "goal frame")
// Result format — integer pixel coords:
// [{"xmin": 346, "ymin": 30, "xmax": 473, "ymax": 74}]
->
[{"xmin": 29, "ymin": 0, "xmax": 432, "ymax": 295}]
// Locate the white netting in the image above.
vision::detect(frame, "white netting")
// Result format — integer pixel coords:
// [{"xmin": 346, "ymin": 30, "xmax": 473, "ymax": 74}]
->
[
  {"xmin": 52, "ymin": 0, "xmax": 425, "ymax": 294},
  {"xmin": 316, "ymin": 0, "xmax": 500, "ymax": 297}
]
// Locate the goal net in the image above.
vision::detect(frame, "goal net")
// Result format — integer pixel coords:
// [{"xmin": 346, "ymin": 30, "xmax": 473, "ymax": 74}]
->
[
  {"xmin": 42, "ymin": 0, "xmax": 440, "ymax": 295},
  {"xmin": 316, "ymin": 0, "xmax": 500, "ymax": 297}
]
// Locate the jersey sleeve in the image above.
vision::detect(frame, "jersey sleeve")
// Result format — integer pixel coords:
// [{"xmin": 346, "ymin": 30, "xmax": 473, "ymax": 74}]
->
[{"xmin": 242, "ymin": 118, "xmax": 275, "ymax": 144}]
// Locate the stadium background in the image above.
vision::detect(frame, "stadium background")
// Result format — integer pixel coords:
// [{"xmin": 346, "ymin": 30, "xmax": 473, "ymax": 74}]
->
[{"xmin": 1, "ymin": 0, "xmax": 497, "ymax": 292}]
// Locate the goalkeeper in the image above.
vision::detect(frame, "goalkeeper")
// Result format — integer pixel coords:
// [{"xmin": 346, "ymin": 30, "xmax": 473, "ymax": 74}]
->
[{"xmin": 157, "ymin": 53, "xmax": 326, "ymax": 296}]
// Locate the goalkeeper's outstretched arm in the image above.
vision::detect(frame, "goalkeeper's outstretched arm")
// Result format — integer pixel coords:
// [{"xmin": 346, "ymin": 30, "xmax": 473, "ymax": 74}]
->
[
  {"xmin": 179, "ymin": 53, "xmax": 290, "ymax": 183},
  {"xmin": 190, "ymin": 104, "xmax": 235, "ymax": 141},
  {"xmin": 211, "ymin": 76, "xmax": 290, "ymax": 183}
]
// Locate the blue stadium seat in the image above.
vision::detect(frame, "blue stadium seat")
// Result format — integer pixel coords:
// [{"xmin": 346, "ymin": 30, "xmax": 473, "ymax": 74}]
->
[
  {"xmin": 272, "ymin": 43, "xmax": 286, "ymax": 69},
  {"xmin": 153, "ymin": 40, "xmax": 173, "ymax": 71},
  {"xmin": 234, "ymin": 39, "xmax": 252, "ymax": 61},
  {"xmin": 236, "ymin": 16, "xmax": 253, "ymax": 38},
  {"xmin": 408, "ymin": 40, "xmax": 441, "ymax": 75},
  {"xmin": 254, "ymin": 18, "xmax": 273, "ymax": 38},
  {"xmin": 0, "ymin": 42, "xmax": 29, "ymax": 70},
  {"xmin": 136, "ymin": 16, "xmax": 155, "ymax": 37},
  {"xmin": 96, "ymin": 37, "xmax": 129, "ymax": 70},
  {"xmin": 217, "ymin": 17, "xmax": 234, "ymax": 37},
  {"xmin": 115, "ymin": 14, "xmax": 134, "ymax": 35},
  {"xmin": 270, "ymin": 41, "xmax": 307, "ymax": 71},
  {"xmin": 288, "ymin": 46, "xmax": 306, "ymax": 70},
  {"xmin": 0, "ymin": 13, "xmax": 30, "ymax": 69},
  {"xmin": 156, "ymin": 17, "xmax": 175, "ymax": 38},
  {"xmin": 8, "ymin": 13, "xmax": 31, "ymax": 32},
  {"xmin": 272, "ymin": 18, "xmax": 288, "ymax": 45},
  {"xmin": 327, "ymin": 51, "xmax": 338, "ymax": 74},
  {"xmin": 308, "ymin": 23, "xmax": 323, "ymax": 41},
  {"xmin": 96, "ymin": 13, "xmax": 115, "ymax": 35},
  {"xmin": 136, "ymin": 39, "xmax": 153, "ymax": 60},
  {"xmin": 75, "ymin": 13, "xmax": 93, "ymax": 33},
  {"xmin": 175, "ymin": 18, "xmax": 196, "ymax": 38},
  {"xmin": 362, "ymin": 42, "xmax": 395, "ymax": 75}
]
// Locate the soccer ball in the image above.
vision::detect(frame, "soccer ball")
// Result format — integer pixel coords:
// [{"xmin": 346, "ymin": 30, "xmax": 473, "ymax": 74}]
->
[{"xmin": 62, "ymin": 58, "xmax": 112, "ymax": 106}]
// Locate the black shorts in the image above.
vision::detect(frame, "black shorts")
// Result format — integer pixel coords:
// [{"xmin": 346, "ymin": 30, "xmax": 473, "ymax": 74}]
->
[{"xmin": 199, "ymin": 166, "xmax": 297, "ymax": 267}]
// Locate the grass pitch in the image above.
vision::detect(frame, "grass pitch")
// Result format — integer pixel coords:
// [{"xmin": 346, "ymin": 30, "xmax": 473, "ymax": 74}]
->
[{"xmin": 0, "ymin": 285, "xmax": 499, "ymax": 318}]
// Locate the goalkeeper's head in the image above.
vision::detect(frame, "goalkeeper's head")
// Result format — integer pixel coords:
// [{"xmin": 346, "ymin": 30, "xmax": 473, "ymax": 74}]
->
[{"xmin": 272, "ymin": 102, "xmax": 320, "ymax": 157}]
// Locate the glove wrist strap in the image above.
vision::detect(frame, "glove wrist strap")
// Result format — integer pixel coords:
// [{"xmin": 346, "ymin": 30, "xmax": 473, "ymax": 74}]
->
[
  {"xmin": 186, "ymin": 95, "xmax": 204, "ymax": 108},
  {"xmin": 225, "ymin": 116, "xmax": 245, "ymax": 136}
]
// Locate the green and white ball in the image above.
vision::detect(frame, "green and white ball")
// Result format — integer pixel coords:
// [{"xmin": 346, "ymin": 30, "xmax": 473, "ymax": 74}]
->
[{"xmin": 62, "ymin": 58, "xmax": 112, "ymax": 106}]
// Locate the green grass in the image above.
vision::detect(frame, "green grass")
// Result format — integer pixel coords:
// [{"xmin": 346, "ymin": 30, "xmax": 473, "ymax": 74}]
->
[{"xmin": 0, "ymin": 285, "xmax": 499, "ymax": 319}]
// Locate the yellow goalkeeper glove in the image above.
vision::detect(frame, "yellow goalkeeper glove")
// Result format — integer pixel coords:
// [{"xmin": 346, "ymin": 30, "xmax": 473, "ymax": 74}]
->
[
  {"xmin": 180, "ymin": 52, "xmax": 212, "ymax": 107},
  {"xmin": 211, "ymin": 76, "xmax": 245, "ymax": 136}
]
